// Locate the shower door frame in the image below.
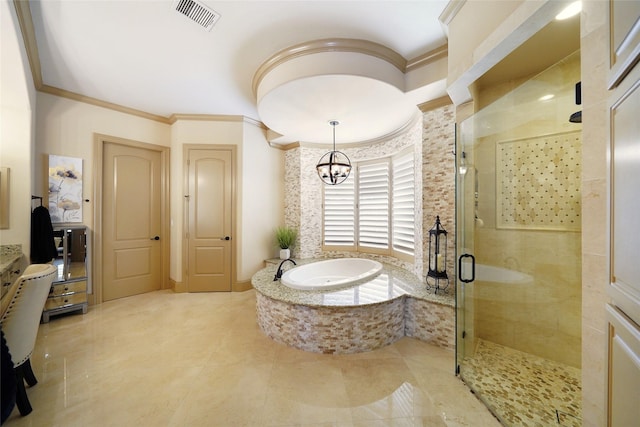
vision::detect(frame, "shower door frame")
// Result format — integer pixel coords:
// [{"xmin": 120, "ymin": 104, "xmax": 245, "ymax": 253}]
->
[{"xmin": 454, "ymin": 119, "xmax": 476, "ymax": 375}]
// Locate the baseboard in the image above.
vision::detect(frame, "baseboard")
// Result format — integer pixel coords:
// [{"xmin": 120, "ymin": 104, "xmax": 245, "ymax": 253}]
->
[
  {"xmin": 171, "ymin": 278, "xmax": 187, "ymax": 293},
  {"xmin": 233, "ymin": 279, "xmax": 253, "ymax": 292}
]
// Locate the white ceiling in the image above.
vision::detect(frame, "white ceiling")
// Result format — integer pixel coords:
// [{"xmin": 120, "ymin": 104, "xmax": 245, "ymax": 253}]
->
[{"xmin": 28, "ymin": 0, "xmax": 449, "ymax": 144}]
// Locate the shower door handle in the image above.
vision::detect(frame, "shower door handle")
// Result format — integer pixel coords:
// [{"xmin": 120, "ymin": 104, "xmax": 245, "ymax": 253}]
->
[{"xmin": 458, "ymin": 254, "xmax": 475, "ymax": 283}]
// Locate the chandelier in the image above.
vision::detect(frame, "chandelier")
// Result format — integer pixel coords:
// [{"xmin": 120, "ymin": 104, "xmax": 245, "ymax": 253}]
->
[{"xmin": 316, "ymin": 120, "xmax": 352, "ymax": 185}]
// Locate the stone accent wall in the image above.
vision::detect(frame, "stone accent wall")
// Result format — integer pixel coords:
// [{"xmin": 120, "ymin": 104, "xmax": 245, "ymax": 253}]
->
[
  {"xmin": 283, "ymin": 148, "xmax": 301, "ymax": 240},
  {"xmin": 404, "ymin": 297, "xmax": 455, "ymax": 350},
  {"xmin": 284, "ymin": 146, "xmax": 324, "ymax": 259},
  {"xmin": 256, "ymin": 291, "xmax": 455, "ymax": 354},
  {"xmin": 422, "ymin": 104, "xmax": 456, "ymax": 281},
  {"xmin": 256, "ymin": 292, "xmax": 405, "ymax": 354}
]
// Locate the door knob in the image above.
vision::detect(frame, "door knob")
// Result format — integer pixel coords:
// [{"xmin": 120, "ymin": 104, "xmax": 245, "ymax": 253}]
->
[
  {"xmin": 220, "ymin": 236, "xmax": 230, "ymax": 241},
  {"xmin": 150, "ymin": 236, "xmax": 160, "ymax": 240}
]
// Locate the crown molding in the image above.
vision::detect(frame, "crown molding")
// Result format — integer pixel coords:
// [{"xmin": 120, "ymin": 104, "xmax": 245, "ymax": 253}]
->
[
  {"xmin": 439, "ymin": 0, "xmax": 467, "ymax": 35},
  {"xmin": 406, "ymin": 44, "xmax": 448, "ymax": 72},
  {"xmin": 418, "ymin": 95, "xmax": 453, "ymax": 112},
  {"xmin": 39, "ymin": 85, "xmax": 172, "ymax": 123},
  {"xmin": 269, "ymin": 141, "xmax": 299, "ymax": 151},
  {"xmin": 13, "ymin": 0, "xmax": 43, "ymax": 88},
  {"xmin": 168, "ymin": 114, "xmax": 265, "ymax": 128}
]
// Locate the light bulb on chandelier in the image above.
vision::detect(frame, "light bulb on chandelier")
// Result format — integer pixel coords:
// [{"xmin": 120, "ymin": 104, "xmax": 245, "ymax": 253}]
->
[{"xmin": 316, "ymin": 120, "xmax": 352, "ymax": 185}]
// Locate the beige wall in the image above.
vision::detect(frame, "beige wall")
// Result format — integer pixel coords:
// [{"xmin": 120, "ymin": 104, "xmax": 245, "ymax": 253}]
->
[
  {"xmin": 0, "ymin": 0, "xmax": 37, "ymax": 258},
  {"xmin": 34, "ymin": 92, "xmax": 172, "ymax": 231},
  {"xmin": 446, "ymin": 0, "xmax": 576, "ymax": 105},
  {"xmin": 238, "ymin": 121, "xmax": 284, "ymax": 281},
  {"xmin": 580, "ymin": 1, "xmax": 609, "ymax": 425},
  {"xmin": 1, "ymin": 0, "xmax": 284, "ymax": 294},
  {"xmin": 31, "ymin": 105, "xmax": 284, "ymax": 291}
]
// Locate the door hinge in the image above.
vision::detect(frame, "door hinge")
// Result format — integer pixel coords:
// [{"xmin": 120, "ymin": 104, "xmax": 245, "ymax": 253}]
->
[{"xmin": 462, "ymin": 330, "xmax": 466, "ymax": 339}]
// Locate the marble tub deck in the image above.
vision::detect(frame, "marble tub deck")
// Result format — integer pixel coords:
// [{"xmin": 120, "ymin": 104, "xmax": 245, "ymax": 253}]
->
[{"xmin": 252, "ymin": 259, "xmax": 455, "ymax": 354}]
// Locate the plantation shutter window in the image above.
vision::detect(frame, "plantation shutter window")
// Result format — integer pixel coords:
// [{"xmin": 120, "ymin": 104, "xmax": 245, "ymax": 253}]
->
[
  {"xmin": 323, "ymin": 172, "xmax": 355, "ymax": 247},
  {"xmin": 358, "ymin": 160, "xmax": 390, "ymax": 249},
  {"xmin": 321, "ymin": 149, "xmax": 415, "ymax": 259},
  {"xmin": 392, "ymin": 150, "xmax": 415, "ymax": 256}
]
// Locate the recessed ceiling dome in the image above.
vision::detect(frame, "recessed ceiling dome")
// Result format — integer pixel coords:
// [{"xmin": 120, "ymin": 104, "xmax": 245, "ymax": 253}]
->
[{"xmin": 253, "ymin": 39, "xmax": 420, "ymax": 145}]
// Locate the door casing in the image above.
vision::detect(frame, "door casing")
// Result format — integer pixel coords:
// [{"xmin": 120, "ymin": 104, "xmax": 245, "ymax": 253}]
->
[{"xmin": 93, "ymin": 134, "xmax": 170, "ymax": 304}]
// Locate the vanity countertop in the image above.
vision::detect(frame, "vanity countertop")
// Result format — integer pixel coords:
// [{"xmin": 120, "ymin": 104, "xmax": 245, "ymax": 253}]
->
[
  {"xmin": 253, "ymin": 258, "xmax": 454, "ymax": 308},
  {"xmin": 1, "ymin": 244, "xmax": 23, "ymax": 276},
  {"xmin": 0, "ymin": 253, "xmax": 22, "ymax": 276},
  {"xmin": 1, "ymin": 245, "xmax": 25, "ymax": 314}
]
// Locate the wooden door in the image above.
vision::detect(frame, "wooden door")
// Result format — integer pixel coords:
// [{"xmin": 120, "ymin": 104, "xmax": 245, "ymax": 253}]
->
[
  {"xmin": 102, "ymin": 143, "xmax": 162, "ymax": 301},
  {"xmin": 186, "ymin": 148, "xmax": 233, "ymax": 292}
]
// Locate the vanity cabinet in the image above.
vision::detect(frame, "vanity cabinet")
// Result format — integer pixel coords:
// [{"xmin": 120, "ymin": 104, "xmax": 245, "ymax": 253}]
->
[
  {"xmin": 0, "ymin": 249, "xmax": 23, "ymax": 315},
  {"xmin": 1, "ymin": 258, "xmax": 22, "ymax": 299},
  {"xmin": 42, "ymin": 226, "xmax": 90, "ymax": 322}
]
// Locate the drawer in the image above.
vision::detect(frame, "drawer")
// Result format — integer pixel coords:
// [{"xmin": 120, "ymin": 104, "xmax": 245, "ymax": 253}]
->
[
  {"xmin": 44, "ymin": 292, "xmax": 87, "ymax": 311},
  {"xmin": 50, "ymin": 280, "xmax": 87, "ymax": 296}
]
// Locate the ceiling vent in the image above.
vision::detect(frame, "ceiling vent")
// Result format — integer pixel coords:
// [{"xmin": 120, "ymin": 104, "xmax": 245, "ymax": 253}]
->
[{"xmin": 173, "ymin": 0, "xmax": 220, "ymax": 31}]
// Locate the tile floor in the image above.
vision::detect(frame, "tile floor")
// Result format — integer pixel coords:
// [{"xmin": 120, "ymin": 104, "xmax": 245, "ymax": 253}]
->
[
  {"xmin": 4, "ymin": 290, "xmax": 501, "ymax": 427},
  {"xmin": 460, "ymin": 340, "xmax": 582, "ymax": 427}
]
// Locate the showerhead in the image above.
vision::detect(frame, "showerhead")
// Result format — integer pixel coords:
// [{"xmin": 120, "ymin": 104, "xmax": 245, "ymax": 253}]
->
[
  {"xmin": 569, "ymin": 82, "xmax": 581, "ymax": 123},
  {"xmin": 569, "ymin": 111, "xmax": 582, "ymax": 123}
]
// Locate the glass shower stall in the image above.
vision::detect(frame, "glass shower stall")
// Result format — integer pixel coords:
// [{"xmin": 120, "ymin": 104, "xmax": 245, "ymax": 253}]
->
[{"xmin": 455, "ymin": 51, "xmax": 583, "ymax": 426}]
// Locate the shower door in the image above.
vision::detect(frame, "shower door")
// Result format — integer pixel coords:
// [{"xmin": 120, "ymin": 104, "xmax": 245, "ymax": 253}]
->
[{"xmin": 453, "ymin": 51, "xmax": 583, "ymax": 426}]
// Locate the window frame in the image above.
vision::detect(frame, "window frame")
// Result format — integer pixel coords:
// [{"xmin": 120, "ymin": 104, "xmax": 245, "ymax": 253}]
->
[{"xmin": 321, "ymin": 146, "xmax": 415, "ymax": 262}]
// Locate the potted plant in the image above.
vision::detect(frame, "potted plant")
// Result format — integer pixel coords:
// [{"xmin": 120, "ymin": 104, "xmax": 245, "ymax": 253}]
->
[{"xmin": 275, "ymin": 226, "xmax": 297, "ymax": 260}]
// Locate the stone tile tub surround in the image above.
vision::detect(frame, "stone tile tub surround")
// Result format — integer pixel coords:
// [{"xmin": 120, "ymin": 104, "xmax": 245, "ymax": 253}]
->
[{"xmin": 253, "ymin": 259, "xmax": 454, "ymax": 354}]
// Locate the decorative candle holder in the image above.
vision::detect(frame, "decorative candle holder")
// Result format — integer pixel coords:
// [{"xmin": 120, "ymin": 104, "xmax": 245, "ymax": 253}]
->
[{"xmin": 426, "ymin": 215, "xmax": 449, "ymax": 293}]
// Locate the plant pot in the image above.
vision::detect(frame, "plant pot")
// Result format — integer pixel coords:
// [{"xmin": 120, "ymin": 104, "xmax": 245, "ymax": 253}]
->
[{"xmin": 279, "ymin": 248, "xmax": 290, "ymax": 260}]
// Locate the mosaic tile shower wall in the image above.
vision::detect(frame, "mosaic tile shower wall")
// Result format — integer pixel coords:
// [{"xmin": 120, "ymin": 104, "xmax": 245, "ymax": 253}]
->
[{"xmin": 497, "ymin": 131, "xmax": 581, "ymax": 231}]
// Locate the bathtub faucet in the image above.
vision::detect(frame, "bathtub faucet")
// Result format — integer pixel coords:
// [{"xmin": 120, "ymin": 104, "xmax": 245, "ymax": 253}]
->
[{"xmin": 274, "ymin": 258, "xmax": 297, "ymax": 281}]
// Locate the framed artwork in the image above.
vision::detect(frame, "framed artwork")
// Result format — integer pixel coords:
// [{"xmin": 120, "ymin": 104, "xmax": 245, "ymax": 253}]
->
[
  {"xmin": 48, "ymin": 154, "xmax": 83, "ymax": 223},
  {"xmin": 0, "ymin": 167, "xmax": 9, "ymax": 229}
]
